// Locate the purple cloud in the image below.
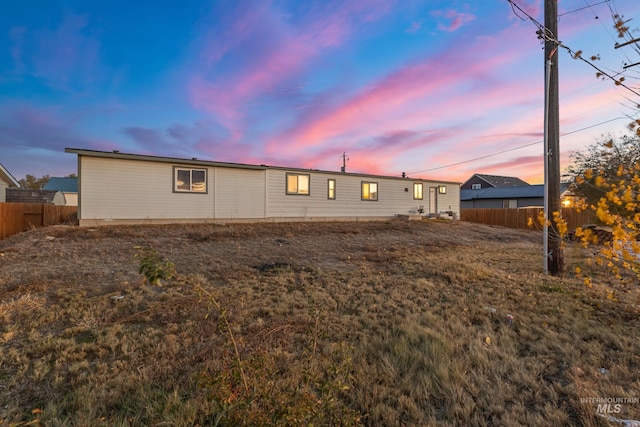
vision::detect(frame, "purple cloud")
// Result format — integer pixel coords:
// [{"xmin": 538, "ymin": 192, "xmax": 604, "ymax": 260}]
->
[
  {"xmin": 405, "ymin": 21, "xmax": 422, "ymax": 34},
  {"xmin": 0, "ymin": 106, "xmax": 92, "ymax": 152},
  {"xmin": 187, "ymin": 0, "xmax": 396, "ymax": 143},
  {"xmin": 432, "ymin": 8, "xmax": 476, "ymax": 32}
]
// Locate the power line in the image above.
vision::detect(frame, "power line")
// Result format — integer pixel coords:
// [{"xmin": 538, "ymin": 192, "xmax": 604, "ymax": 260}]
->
[
  {"xmin": 407, "ymin": 114, "xmax": 634, "ymax": 175},
  {"xmin": 505, "ymin": 0, "xmax": 640, "ymax": 98},
  {"xmin": 579, "ymin": 0, "xmax": 636, "ymax": 67},
  {"xmin": 406, "ymin": 2, "xmax": 640, "ymax": 177},
  {"xmin": 559, "ymin": 0, "xmax": 610, "ymax": 17}
]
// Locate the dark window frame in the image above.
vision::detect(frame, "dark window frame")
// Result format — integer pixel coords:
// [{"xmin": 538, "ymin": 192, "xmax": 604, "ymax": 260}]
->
[
  {"xmin": 286, "ymin": 173, "xmax": 311, "ymax": 195},
  {"xmin": 173, "ymin": 166, "xmax": 208, "ymax": 194},
  {"xmin": 413, "ymin": 182, "xmax": 423, "ymax": 200},
  {"xmin": 361, "ymin": 181, "xmax": 378, "ymax": 201},
  {"xmin": 328, "ymin": 179, "xmax": 336, "ymax": 200}
]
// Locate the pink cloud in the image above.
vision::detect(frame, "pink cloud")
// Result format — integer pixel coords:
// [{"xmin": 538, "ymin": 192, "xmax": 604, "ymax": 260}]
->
[
  {"xmin": 430, "ymin": 7, "xmax": 476, "ymax": 32},
  {"xmin": 506, "ymin": 0, "xmax": 541, "ymax": 21},
  {"xmin": 188, "ymin": 0, "xmax": 395, "ymax": 143},
  {"xmin": 405, "ymin": 21, "xmax": 422, "ymax": 34},
  {"xmin": 264, "ymin": 27, "xmax": 536, "ymax": 160},
  {"xmin": 438, "ymin": 10, "xmax": 476, "ymax": 32}
]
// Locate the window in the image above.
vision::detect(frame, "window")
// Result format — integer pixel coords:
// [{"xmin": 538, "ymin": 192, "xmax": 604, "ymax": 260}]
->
[
  {"xmin": 286, "ymin": 173, "xmax": 310, "ymax": 195},
  {"xmin": 328, "ymin": 179, "xmax": 336, "ymax": 199},
  {"xmin": 471, "ymin": 183, "xmax": 481, "ymax": 189},
  {"xmin": 413, "ymin": 183, "xmax": 423, "ymax": 200},
  {"xmin": 361, "ymin": 181, "xmax": 378, "ymax": 201},
  {"xmin": 503, "ymin": 200, "xmax": 517, "ymax": 208},
  {"xmin": 174, "ymin": 167, "xmax": 207, "ymax": 193},
  {"xmin": 438, "ymin": 185, "xmax": 447, "ymax": 194}
]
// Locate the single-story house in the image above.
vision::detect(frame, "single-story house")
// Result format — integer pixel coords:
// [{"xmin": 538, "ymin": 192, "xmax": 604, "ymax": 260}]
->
[
  {"xmin": 6, "ymin": 188, "xmax": 66, "ymax": 205},
  {"xmin": 0, "ymin": 163, "xmax": 20, "ymax": 202},
  {"xmin": 461, "ymin": 174, "xmax": 529, "ymax": 190},
  {"xmin": 461, "ymin": 183, "xmax": 570, "ymax": 208},
  {"xmin": 65, "ymin": 148, "xmax": 461, "ymax": 226},
  {"xmin": 43, "ymin": 177, "xmax": 78, "ymax": 206}
]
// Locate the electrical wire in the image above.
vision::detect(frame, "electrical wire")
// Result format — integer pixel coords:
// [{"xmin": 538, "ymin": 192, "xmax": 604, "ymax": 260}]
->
[
  {"xmin": 505, "ymin": 0, "xmax": 640, "ymax": 98},
  {"xmin": 407, "ymin": 114, "xmax": 637, "ymax": 175},
  {"xmin": 559, "ymin": 0, "xmax": 611, "ymax": 17},
  {"xmin": 578, "ymin": 0, "xmax": 636, "ymax": 69},
  {"xmin": 404, "ymin": 1, "xmax": 640, "ymax": 177}
]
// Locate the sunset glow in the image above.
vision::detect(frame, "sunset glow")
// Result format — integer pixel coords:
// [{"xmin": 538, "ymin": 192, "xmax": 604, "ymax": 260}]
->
[{"xmin": 1, "ymin": 0, "xmax": 639, "ymax": 184}]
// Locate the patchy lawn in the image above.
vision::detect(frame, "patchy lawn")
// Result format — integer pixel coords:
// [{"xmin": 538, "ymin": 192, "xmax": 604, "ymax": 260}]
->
[{"xmin": 1, "ymin": 219, "xmax": 639, "ymax": 426}]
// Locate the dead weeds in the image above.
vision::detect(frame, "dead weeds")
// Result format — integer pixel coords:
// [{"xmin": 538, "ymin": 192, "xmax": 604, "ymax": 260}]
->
[{"xmin": 0, "ymin": 219, "xmax": 639, "ymax": 426}]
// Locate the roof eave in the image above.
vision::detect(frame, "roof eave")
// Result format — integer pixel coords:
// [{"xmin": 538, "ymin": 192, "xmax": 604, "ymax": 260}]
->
[
  {"xmin": 65, "ymin": 148, "xmax": 461, "ymax": 185},
  {"xmin": 0, "ymin": 163, "xmax": 20, "ymax": 188}
]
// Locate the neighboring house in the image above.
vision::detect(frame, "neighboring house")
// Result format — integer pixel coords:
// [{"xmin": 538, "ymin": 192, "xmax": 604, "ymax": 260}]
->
[
  {"xmin": 65, "ymin": 148, "xmax": 461, "ymax": 226},
  {"xmin": 461, "ymin": 174, "xmax": 529, "ymax": 190},
  {"xmin": 6, "ymin": 189, "xmax": 66, "ymax": 205},
  {"xmin": 43, "ymin": 177, "xmax": 78, "ymax": 206},
  {"xmin": 461, "ymin": 184, "xmax": 571, "ymax": 208},
  {"xmin": 0, "ymin": 163, "xmax": 20, "ymax": 202}
]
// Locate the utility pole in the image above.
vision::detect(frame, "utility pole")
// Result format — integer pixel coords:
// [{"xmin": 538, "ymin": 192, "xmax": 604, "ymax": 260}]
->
[{"xmin": 544, "ymin": 0, "xmax": 564, "ymax": 275}]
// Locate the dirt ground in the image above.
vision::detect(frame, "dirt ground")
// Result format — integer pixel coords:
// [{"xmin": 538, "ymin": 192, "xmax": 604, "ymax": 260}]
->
[
  {"xmin": 2, "ymin": 219, "xmax": 640, "ymax": 426},
  {"xmin": 0, "ymin": 219, "xmax": 541, "ymax": 295}
]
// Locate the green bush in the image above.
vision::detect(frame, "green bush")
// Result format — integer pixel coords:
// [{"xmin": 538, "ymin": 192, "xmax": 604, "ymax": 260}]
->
[{"xmin": 134, "ymin": 246, "xmax": 176, "ymax": 286}]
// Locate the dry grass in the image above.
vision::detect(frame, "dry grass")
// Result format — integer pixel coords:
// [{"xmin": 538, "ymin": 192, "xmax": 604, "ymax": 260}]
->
[{"xmin": 0, "ymin": 219, "xmax": 639, "ymax": 426}]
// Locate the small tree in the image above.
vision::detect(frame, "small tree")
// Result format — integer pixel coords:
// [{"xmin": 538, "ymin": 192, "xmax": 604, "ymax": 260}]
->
[
  {"xmin": 18, "ymin": 174, "xmax": 50, "ymax": 190},
  {"xmin": 564, "ymin": 13, "xmax": 640, "ymax": 283},
  {"xmin": 572, "ymin": 160, "xmax": 640, "ymax": 282},
  {"xmin": 564, "ymin": 135, "xmax": 640, "ymax": 217},
  {"xmin": 17, "ymin": 173, "xmax": 77, "ymax": 189}
]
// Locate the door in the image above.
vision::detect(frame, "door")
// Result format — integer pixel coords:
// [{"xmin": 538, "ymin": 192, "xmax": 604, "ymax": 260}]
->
[{"xmin": 429, "ymin": 187, "xmax": 437, "ymax": 214}]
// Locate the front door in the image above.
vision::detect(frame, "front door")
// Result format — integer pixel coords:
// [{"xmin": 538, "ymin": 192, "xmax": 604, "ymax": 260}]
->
[{"xmin": 429, "ymin": 187, "xmax": 437, "ymax": 214}]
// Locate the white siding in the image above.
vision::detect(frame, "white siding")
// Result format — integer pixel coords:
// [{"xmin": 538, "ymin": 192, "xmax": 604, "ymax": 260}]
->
[
  {"xmin": 435, "ymin": 185, "xmax": 461, "ymax": 215},
  {"xmin": 63, "ymin": 192, "xmax": 78, "ymax": 206},
  {"xmin": 214, "ymin": 168, "xmax": 266, "ymax": 219},
  {"xmin": 80, "ymin": 157, "xmax": 215, "ymax": 220},
  {"xmin": 75, "ymin": 151, "xmax": 460, "ymax": 224},
  {"xmin": 266, "ymin": 170, "xmax": 460, "ymax": 219}
]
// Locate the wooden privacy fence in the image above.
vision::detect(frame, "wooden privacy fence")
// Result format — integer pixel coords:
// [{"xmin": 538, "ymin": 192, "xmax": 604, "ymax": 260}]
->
[
  {"xmin": 460, "ymin": 207, "xmax": 597, "ymax": 232},
  {"xmin": 0, "ymin": 203, "xmax": 77, "ymax": 240}
]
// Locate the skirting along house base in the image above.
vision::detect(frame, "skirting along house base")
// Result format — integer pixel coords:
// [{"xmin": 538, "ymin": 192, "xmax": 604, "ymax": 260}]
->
[{"xmin": 66, "ymin": 148, "xmax": 460, "ymax": 226}]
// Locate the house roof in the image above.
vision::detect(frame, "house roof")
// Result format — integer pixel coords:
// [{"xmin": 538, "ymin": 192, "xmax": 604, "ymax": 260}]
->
[
  {"xmin": 65, "ymin": 148, "xmax": 461, "ymax": 185},
  {"xmin": 461, "ymin": 184, "xmax": 570, "ymax": 201},
  {"xmin": 0, "ymin": 163, "xmax": 20, "ymax": 188},
  {"xmin": 44, "ymin": 177, "xmax": 78, "ymax": 192},
  {"xmin": 6, "ymin": 189, "xmax": 60, "ymax": 204},
  {"xmin": 464, "ymin": 174, "xmax": 529, "ymax": 188}
]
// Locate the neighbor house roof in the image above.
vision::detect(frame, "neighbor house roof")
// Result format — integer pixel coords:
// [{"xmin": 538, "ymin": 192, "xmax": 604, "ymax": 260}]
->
[
  {"xmin": 0, "ymin": 163, "xmax": 20, "ymax": 188},
  {"xmin": 6, "ymin": 189, "xmax": 59, "ymax": 204},
  {"xmin": 65, "ymin": 148, "xmax": 461, "ymax": 185},
  {"xmin": 44, "ymin": 177, "xmax": 78, "ymax": 192},
  {"xmin": 464, "ymin": 174, "xmax": 529, "ymax": 188},
  {"xmin": 461, "ymin": 184, "xmax": 570, "ymax": 201}
]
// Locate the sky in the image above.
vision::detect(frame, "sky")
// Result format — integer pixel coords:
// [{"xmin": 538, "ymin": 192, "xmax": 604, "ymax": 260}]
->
[{"xmin": 2, "ymin": 0, "xmax": 640, "ymax": 185}]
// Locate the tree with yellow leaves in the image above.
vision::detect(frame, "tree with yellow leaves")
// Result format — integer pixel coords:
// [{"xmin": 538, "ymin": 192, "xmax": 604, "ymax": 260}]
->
[{"xmin": 565, "ymin": 136, "xmax": 640, "ymax": 281}]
